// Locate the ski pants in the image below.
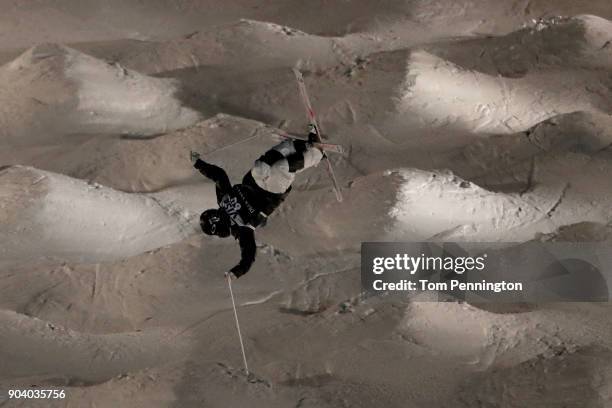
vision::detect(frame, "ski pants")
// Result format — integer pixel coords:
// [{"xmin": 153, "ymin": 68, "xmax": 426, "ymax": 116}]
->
[{"xmin": 250, "ymin": 139, "xmax": 323, "ymax": 194}]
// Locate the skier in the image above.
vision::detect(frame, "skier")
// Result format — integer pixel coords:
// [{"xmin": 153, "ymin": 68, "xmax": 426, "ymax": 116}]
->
[{"xmin": 191, "ymin": 125, "xmax": 323, "ymax": 279}]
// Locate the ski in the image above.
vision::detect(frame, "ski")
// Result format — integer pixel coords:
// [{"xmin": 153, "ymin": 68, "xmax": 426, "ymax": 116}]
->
[
  {"xmin": 272, "ymin": 130, "xmax": 345, "ymax": 155},
  {"xmin": 292, "ymin": 68, "xmax": 344, "ymax": 202}
]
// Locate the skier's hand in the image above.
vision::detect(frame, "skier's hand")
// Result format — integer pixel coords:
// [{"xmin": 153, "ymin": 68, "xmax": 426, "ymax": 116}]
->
[
  {"xmin": 190, "ymin": 150, "xmax": 201, "ymax": 165},
  {"xmin": 307, "ymin": 123, "xmax": 318, "ymax": 136},
  {"xmin": 307, "ymin": 123, "xmax": 319, "ymax": 144},
  {"xmin": 225, "ymin": 271, "xmax": 238, "ymax": 281}
]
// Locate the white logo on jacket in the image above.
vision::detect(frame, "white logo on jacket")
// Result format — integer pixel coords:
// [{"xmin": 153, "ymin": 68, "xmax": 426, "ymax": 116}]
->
[{"xmin": 220, "ymin": 194, "xmax": 249, "ymax": 228}]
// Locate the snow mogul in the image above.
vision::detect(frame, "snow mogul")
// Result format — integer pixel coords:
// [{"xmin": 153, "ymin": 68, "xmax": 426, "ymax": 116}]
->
[{"xmin": 191, "ymin": 125, "xmax": 323, "ymax": 279}]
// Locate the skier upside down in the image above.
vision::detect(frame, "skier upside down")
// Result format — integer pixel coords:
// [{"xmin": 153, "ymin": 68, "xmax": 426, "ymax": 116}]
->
[{"xmin": 191, "ymin": 125, "xmax": 323, "ymax": 279}]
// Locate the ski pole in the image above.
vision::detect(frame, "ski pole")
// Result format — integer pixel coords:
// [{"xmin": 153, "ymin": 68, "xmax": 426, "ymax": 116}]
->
[
  {"xmin": 227, "ymin": 274, "xmax": 250, "ymax": 376},
  {"xmin": 203, "ymin": 129, "xmax": 264, "ymax": 157}
]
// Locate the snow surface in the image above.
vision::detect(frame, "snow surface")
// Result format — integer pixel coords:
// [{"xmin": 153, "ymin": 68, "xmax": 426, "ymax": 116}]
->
[{"xmin": 1, "ymin": 2, "xmax": 612, "ymax": 407}]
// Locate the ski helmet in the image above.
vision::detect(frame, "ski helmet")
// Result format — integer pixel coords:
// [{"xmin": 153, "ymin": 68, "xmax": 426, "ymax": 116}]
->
[{"xmin": 200, "ymin": 209, "xmax": 230, "ymax": 237}]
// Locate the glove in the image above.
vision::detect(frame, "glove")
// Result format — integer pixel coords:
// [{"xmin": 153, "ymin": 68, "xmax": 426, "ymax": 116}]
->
[
  {"xmin": 307, "ymin": 123, "xmax": 319, "ymax": 144},
  {"xmin": 190, "ymin": 150, "xmax": 201, "ymax": 166},
  {"xmin": 225, "ymin": 271, "xmax": 238, "ymax": 281},
  {"xmin": 229, "ymin": 263, "xmax": 249, "ymax": 279}
]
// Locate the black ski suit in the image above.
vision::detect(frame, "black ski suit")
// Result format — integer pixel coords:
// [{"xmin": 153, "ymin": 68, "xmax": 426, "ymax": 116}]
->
[
  {"xmin": 194, "ymin": 160, "xmax": 289, "ymax": 278},
  {"xmin": 194, "ymin": 138, "xmax": 323, "ymax": 277}
]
